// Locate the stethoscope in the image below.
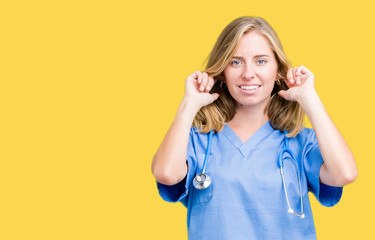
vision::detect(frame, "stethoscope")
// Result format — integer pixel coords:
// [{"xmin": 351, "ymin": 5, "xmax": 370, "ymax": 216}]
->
[
  {"xmin": 278, "ymin": 132, "xmax": 305, "ymax": 218},
  {"xmin": 193, "ymin": 129, "xmax": 305, "ymax": 218}
]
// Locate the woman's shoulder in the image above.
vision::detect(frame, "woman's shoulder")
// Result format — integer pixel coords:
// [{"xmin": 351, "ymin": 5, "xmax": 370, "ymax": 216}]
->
[
  {"xmin": 190, "ymin": 126, "xmax": 210, "ymax": 136},
  {"xmin": 295, "ymin": 126, "xmax": 317, "ymax": 145},
  {"xmin": 190, "ymin": 126, "xmax": 202, "ymax": 135},
  {"xmin": 299, "ymin": 126, "xmax": 315, "ymax": 135},
  {"xmin": 188, "ymin": 126, "xmax": 207, "ymax": 140},
  {"xmin": 189, "ymin": 125, "xmax": 217, "ymax": 145}
]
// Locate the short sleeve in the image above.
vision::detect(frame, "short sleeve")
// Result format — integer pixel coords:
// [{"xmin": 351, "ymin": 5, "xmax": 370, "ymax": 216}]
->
[
  {"xmin": 155, "ymin": 127, "xmax": 198, "ymax": 208},
  {"xmin": 303, "ymin": 131, "xmax": 343, "ymax": 207}
]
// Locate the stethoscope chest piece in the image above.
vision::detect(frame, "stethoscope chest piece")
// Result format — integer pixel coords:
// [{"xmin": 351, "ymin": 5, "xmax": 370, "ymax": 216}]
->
[{"xmin": 193, "ymin": 173, "xmax": 211, "ymax": 189}]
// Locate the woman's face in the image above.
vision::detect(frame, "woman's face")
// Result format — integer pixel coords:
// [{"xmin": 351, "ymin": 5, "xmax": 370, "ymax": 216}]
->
[{"xmin": 223, "ymin": 30, "xmax": 278, "ymax": 110}]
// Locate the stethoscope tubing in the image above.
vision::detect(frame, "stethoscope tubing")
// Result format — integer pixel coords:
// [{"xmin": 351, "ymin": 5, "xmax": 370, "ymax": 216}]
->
[{"xmin": 202, "ymin": 129, "xmax": 214, "ymax": 174}]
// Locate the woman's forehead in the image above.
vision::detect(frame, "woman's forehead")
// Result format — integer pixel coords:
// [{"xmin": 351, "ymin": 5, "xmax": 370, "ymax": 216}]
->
[{"xmin": 234, "ymin": 31, "xmax": 274, "ymax": 57}]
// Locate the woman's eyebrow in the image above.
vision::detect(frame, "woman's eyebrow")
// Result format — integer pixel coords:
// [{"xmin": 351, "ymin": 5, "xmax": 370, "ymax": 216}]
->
[{"xmin": 232, "ymin": 54, "xmax": 270, "ymax": 60}]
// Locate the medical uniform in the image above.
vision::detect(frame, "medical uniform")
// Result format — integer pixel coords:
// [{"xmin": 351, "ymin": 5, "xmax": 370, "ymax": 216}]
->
[{"xmin": 156, "ymin": 121, "xmax": 343, "ymax": 239}]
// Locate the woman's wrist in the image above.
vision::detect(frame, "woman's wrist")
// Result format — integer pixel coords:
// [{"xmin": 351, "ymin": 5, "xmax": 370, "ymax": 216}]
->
[
  {"xmin": 176, "ymin": 97, "xmax": 201, "ymax": 124},
  {"xmin": 297, "ymin": 89, "xmax": 326, "ymax": 124},
  {"xmin": 297, "ymin": 89, "xmax": 318, "ymax": 109},
  {"xmin": 180, "ymin": 97, "xmax": 201, "ymax": 114}
]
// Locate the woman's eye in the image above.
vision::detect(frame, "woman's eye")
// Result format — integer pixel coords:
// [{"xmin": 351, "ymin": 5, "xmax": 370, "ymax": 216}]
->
[
  {"xmin": 231, "ymin": 60, "xmax": 241, "ymax": 66},
  {"xmin": 257, "ymin": 59, "xmax": 266, "ymax": 65}
]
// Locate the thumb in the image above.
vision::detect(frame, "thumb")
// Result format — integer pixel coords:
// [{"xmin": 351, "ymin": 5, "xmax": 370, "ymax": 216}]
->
[
  {"xmin": 211, "ymin": 93, "xmax": 220, "ymax": 101},
  {"xmin": 278, "ymin": 90, "xmax": 287, "ymax": 99}
]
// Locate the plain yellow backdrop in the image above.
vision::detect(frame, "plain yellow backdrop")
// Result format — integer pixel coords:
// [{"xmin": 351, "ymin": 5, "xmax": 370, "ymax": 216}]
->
[{"xmin": 0, "ymin": 0, "xmax": 374, "ymax": 239}]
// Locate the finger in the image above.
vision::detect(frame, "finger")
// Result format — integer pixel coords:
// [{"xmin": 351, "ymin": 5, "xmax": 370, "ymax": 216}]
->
[
  {"xmin": 293, "ymin": 67, "xmax": 298, "ymax": 83},
  {"xmin": 298, "ymin": 65, "xmax": 314, "ymax": 83},
  {"xmin": 193, "ymin": 70, "xmax": 203, "ymax": 84},
  {"xmin": 205, "ymin": 76, "xmax": 215, "ymax": 91},
  {"xmin": 200, "ymin": 72, "xmax": 208, "ymax": 91},
  {"xmin": 297, "ymin": 65, "xmax": 308, "ymax": 84},
  {"xmin": 299, "ymin": 65, "xmax": 310, "ymax": 74},
  {"xmin": 295, "ymin": 65, "xmax": 303, "ymax": 76},
  {"xmin": 287, "ymin": 68, "xmax": 295, "ymax": 84},
  {"xmin": 295, "ymin": 66, "xmax": 303, "ymax": 84},
  {"xmin": 191, "ymin": 70, "xmax": 198, "ymax": 79},
  {"xmin": 293, "ymin": 67, "xmax": 303, "ymax": 85},
  {"xmin": 297, "ymin": 65, "xmax": 312, "ymax": 78}
]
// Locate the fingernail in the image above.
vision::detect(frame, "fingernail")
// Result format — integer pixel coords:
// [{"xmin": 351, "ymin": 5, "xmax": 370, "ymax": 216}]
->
[{"xmin": 206, "ymin": 86, "xmax": 210, "ymax": 90}]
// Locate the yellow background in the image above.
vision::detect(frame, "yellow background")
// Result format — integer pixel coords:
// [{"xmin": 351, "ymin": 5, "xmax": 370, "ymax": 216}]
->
[{"xmin": 0, "ymin": 0, "xmax": 373, "ymax": 239}]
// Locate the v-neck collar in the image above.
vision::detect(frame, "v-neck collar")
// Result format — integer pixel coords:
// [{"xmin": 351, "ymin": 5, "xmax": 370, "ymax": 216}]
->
[{"xmin": 221, "ymin": 121, "xmax": 274, "ymax": 157}]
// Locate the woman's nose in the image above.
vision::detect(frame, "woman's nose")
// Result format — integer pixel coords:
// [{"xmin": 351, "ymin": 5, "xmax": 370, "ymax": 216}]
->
[{"xmin": 242, "ymin": 63, "xmax": 255, "ymax": 80}]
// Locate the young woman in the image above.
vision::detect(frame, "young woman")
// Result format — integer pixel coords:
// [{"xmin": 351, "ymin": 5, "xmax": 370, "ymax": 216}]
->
[{"xmin": 151, "ymin": 16, "xmax": 357, "ymax": 239}]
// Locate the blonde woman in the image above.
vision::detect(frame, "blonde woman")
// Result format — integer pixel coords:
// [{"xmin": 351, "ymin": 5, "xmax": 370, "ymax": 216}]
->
[{"xmin": 152, "ymin": 16, "xmax": 357, "ymax": 239}]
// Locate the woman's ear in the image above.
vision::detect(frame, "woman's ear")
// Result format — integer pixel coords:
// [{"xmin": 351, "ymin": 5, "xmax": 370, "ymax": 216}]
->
[{"xmin": 217, "ymin": 73, "xmax": 225, "ymax": 81}]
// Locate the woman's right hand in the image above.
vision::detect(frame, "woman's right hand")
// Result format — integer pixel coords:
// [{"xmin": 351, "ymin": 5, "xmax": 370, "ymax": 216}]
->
[{"xmin": 183, "ymin": 70, "xmax": 220, "ymax": 109}]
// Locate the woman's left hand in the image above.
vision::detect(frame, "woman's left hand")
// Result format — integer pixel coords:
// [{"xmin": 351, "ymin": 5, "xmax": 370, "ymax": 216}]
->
[{"xmin": 278, "ymin": 65, "xmax": 315, "ymax": 103}]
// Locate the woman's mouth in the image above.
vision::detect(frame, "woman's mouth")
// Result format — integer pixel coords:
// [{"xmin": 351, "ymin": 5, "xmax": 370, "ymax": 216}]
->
[{"xmin": 239, "ymin": 85, "xmax": 261, "ymax": 94}]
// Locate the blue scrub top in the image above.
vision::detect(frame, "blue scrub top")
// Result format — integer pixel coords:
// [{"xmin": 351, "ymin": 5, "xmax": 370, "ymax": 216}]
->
[{"xmin": 156, "ymin": 121, "xmax": 343, "ymax": 240}]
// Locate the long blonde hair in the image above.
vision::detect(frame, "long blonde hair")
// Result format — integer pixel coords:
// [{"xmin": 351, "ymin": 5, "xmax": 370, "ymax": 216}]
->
[{"xmin": 192, "ymin": 16, "xmax": 304, "ymax": 137}]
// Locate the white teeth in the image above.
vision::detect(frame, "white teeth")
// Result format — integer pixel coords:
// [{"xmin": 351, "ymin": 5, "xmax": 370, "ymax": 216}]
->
[{"xmin": 240, "ymin": 85, "xmax": 260, "ymax": 90}]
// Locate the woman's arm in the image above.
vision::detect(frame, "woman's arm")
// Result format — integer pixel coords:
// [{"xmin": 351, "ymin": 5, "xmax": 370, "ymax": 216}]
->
[
  {"xmin": 278, "ymin": 66, "xmax": 358, "ymax": 187},
  {"xmin": 152, "ymin": 99, "xmax": 199, "ymax": 186},
  {"xmin": 151, "ymin": 71, "xmax": 219, "ymax": 186}
]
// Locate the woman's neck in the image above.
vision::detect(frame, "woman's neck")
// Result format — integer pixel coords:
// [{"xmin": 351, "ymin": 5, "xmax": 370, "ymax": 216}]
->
[{"xmin": 226, "ymin": 104, "xmax": 269, "ymax": 132}]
